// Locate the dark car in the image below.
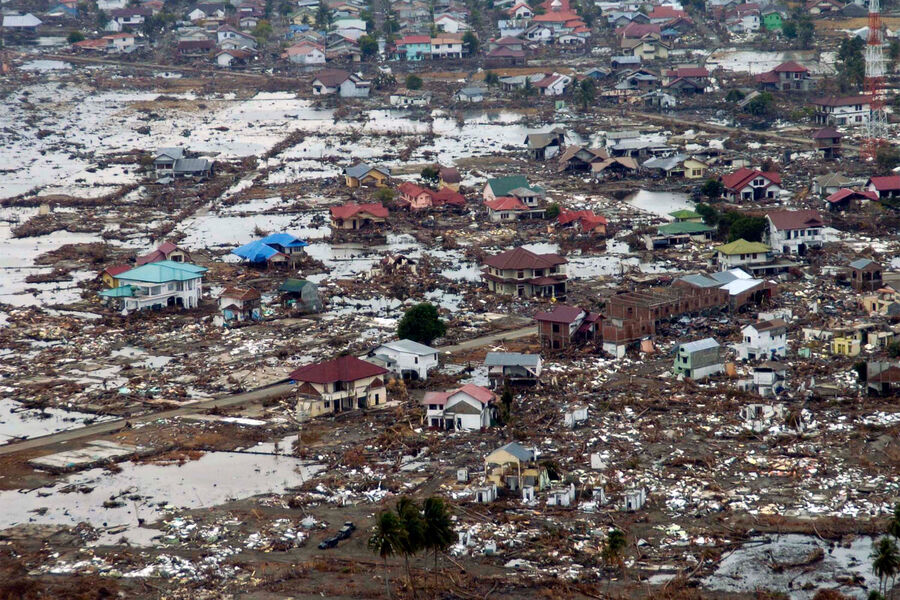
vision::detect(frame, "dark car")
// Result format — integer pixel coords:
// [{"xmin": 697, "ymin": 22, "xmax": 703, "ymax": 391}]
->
[{"xmin": 318, "ymin": 522, "xmax": 355, "ymax": 550}]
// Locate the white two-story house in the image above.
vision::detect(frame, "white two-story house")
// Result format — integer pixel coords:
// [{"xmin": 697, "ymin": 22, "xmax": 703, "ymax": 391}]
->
[
  {"xmin": 368, "ymin": 339, "xmax": 439, "ymax": 381},
  {"xmin": 812, "ymin": 95, "xmax": 871, "ymax": 126},
  {"xmin": 766, "ymin": 209, "xmax": 824, "ymax": 255},
  {"xmin": 423, "ymin": 384, "xmax": 496, "ymax": 431},
  {"xmin": 735, "ymin": 319, "xmax": 787, "ymax": 361},
  {"xmin": 714, "ymin": 239, "xmax": 773, "ymax": 269},
  {"xmin": 290, "ymin": 355, "xmax": 388, "ymax": 419}
]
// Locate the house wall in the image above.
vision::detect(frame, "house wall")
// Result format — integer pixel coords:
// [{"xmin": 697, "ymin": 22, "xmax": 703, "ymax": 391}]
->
[
  {"xmin": 295, "ymin": 374, "xmax": 386, "ymax": 418},
  {"xmin": 339, "ymin": 79, "xmax": 369, "ymax": 97},
  {"xmin": 376, "ymin": 346, "xmax": 438, "ymax": 380},
  {"xmin": 767, "ymin": 224, "xmax": 823, "ymax": 254},
  {"xmin": 718, "ymin": 251, "xmax": 770, "ymax": 268},
  {"xmin": 117, "ymin": 275, "xmax": 203, "ymax": 311}
]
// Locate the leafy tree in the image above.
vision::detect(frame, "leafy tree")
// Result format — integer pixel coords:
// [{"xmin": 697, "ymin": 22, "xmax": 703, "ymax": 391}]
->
[
  {"xmin": 700, "ymin": 179, "xmax": 724, "ymax": 199},
  {"xmin": 484, "ymin": 70, "xmax": 499, "ymax": 86},
  {"xmin": 67, "ymin": 30, "xmax": 85, "ymax": 44},
  {"xmin": 797, "ymin": 17, "xmax": 814, "ymax": 49},
  {"xmin": 462, "ymin": 30, "xmax": 478, "ymax": 54},
  {"xmin": 252, "ymin": 20, "xmax": 273, "ymax": 42},
  {"xmin": 876, "ymin": 145, "xmax": 900, "ymax": 172},
  {"xmin": 422, "ymin": 497, "xmax": 454, "ymax": 591},
  {"xmin": 406, "ymin": 74, "xmax": 423, "ymax": 90},
  {"xmin": 574, "ymin": 78, "xmax": 596, "ymax": 110},
  {"xmin": 369, "ymin": 511, "xmax": 406, "ymax": 598},
  {"xmin": 602, "ymin": 527, "xmax": 627, "ymax": 595},
  {"xmin": 890, "ymin": 39, "xmax": 900, "ymax": 70},
  {"xmin": 375, "ymin": 187, "xmax": 395, "ymax": 204},
  {"xmin": 397, "ymin": 303, "xmax": 446, "ymax": 345},
  {"xmin": 395, "ymin": 496, "xmax": 426, "ymax": 596},
  {"xmin": 545, "ymin": 202, "xmax": 561, "ymax": 219},
  {"xmin": 421, "ymin": 166, "xmax": 439, "ymax": 184},
  {"xmin": 727, "ymin": 216, "xmax": 767, "ymax": 243},
  {"xmin": 520, "ymin": 77, "xmax": 537, "ymax": 97},
  {"xmin": 889, "ymin": 341, "xmax": 900, "ymax": 358},
  {"xmin": 872, "ymin": 537, "xmax": 900, "ymax": 598},
  {"xmin": 837, "ymin": 37, "xmax": 865, "ymax": 92},
  {"xmin": 316, "ymin": 3, "xmax": 332, "ymax": 28},
  {"xmin": 359, "ymin": 34, "xmax": 378, "ymax": 58},
  {"xmin": 278, "ymin": 0, "xmax": 293, "ymax": 17},
  {"xmin": 695, "ymin": 202, "xmax": 719, "ymax": 225},
  {"xmin": 889, "ymin": 502, "xmax": 900, "ymax": 540},
  {"xmin": 97, "ymin": 10, "xmax": 110, "ymax": 28},
  {"xmin": 725, "ymin": 88, "xmax": 745, "ymax": 102},
  {"xmin": 746, "ymin": 91, "xmax": 774, "ymax": 116},
  {"xmin": 782, "ymin": 20, "xmax": 797, "ymax": 39}
]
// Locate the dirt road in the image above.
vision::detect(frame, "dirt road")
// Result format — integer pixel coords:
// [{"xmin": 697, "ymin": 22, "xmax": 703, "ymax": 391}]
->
[{"xmin": 0, "ymin": 326, "xmax": 537, "ymax": 457}]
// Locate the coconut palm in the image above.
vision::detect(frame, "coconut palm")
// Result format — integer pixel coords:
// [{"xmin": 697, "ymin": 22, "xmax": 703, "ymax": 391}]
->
[
  {"xmin": 422, "ymin": 496, "xmax": 455, "ymax": 592},
  {"xmin": 889, "ymin": 502, "xmax": 900, "ymax": 541},
  {"xmin": 872, "ymin": 536, "xmax": 900, "ymax": 598},
  {"xmin": 396, "ymin": 496, "xmax": 426, "ymax": 598},
  {"xmin": 602, "ymin": 528, "xmax": 627, "ymax": 596},
  {"xmin": 368, "ymin": 510, "xmax": 406, "ymax": 599}
]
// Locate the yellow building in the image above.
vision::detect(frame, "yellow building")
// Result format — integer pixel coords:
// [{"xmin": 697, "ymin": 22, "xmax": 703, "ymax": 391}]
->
[
  {"xmin": 343, "ymin": 162, "xmax": 391, "ymax": 188},
  {"xmin": 100, "ymin": 265, "xmax": 130, "ymax": 289},
  {"xmin": 683, "ymin": 157, "xmax": 709, "ymax": 179},
  {"xmin": 831, "ymin": 336, "xmax": 860, "ymax": 357}
]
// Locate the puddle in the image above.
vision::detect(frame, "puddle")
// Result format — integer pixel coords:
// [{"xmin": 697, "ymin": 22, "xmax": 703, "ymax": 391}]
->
[
  {"xmin": 20, "ymin": 60, "xmax": 72, "ymax": 72},
  {"xmin": 0, "ymin": 398, "xmax": 113, "ymax": 444},
  {"xmin": 704, "ymin": 534, "xmax": 881, "ymax": 599},
  {"xmin": 624, "ymin": 190, "xmax": 692, "ymax": 217},
  {"xmin": 0, "ymin": 452, "xmax": 324, "ymax": 529},
  {"xmin": 110, "ymin": 346, "xmax": 173, "ymax": 370}
]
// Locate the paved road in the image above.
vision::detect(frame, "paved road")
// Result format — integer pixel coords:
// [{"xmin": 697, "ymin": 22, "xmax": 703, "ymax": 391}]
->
[{"xmin": 0, "ymin": 326, "xmax": 537, "ymax": 457}]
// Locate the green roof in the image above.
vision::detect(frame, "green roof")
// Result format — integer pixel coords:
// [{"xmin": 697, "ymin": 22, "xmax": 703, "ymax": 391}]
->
[
  {"xmin": 657, "ymin": 222, "xmax": 715, "ymax": 235},
  {"xmin": 117, "ymin": 260, "xmax": 208, "ymax": 284},
  {"xmin": 486, "ymin": 175, "xmax": 535, "ymax": 197},
  {"xmin": 669, "ymin": 209, "xmax": 702, "ymax": 220},
  {"xmin": 715, "ymin": 239, "xmax": 771, "ymax": 255},
  {"xmin": 279, "ymin": 278, "xmax": 311, "ymax": 293},
  {"xmin": 99, "ymin": 285, "xmax": 136, "ymax": 298}
]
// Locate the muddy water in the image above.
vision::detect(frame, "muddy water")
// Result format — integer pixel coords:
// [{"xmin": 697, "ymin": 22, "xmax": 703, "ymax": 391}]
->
[
  {"xmin": 0, "ymin": 453, "xmax": 324, "ymax": 529},
  {"xmin": 703, "ymin": 534, "xmax": 881, "ymax": 599},
  {"xmin": 0, "ymin": 398, "xmax": 114, "ymax": 444}
]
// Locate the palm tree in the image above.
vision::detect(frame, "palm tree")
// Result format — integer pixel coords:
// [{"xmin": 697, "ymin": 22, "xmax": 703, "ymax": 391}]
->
[
  {"xmin": 889, "ymin": 502, "xmax": 900, "ymax": 541},
  {"xmin": 872, "ymin": 536, "xmax": 900, "ymax": 598},
  {"xmin": 368, "ymin": 510, "xmax": 406, "ymax": 599},
  {"xmin": 574, "ymin": 78, "xmax": 596, "ymax": 111},
  {"xmin": 602, "ymin": 528, "xmax": 627, "ymax": 596},
  {"xmin": 422, "ymin": 497, "xmax": 455, "ymax": 592},
  {"xmin": 396, "ymin": 496, "xmax": 426, "ymax": 598}
]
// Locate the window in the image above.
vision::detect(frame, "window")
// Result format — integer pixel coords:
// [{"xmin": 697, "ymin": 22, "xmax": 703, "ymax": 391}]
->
[
  {"xmin": 552, "ymin": 323, "xmax": 560, "ymax": 333},
  {"xmin": 517, "ymin": 270, "xmax": 525, "ymax": 279},
  {"xmin": 325, "ymin": 401, "xmax": 330, "ymax": 408},
  {"xmin": 374, "ymin": 393, "xmax": 380, "ymax": 403}
]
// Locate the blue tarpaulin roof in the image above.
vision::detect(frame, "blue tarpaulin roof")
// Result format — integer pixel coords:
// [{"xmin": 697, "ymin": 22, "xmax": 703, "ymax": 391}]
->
[
  {"xmin": 232, "ymin": 239, "xmax": 283, "ymax": 263},
  {"xmin": 259, "ymin": 233, "xmax": 308, "ymax": 249}
]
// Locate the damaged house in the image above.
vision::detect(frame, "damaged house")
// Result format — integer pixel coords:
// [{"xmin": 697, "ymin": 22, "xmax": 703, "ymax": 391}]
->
[
  {"xmin": 482, "ymin": 247, "xmax": 567, "ymax": 299},
  {"xmin": 485, "ymin": 441, "xmax": 550, "ymax": 491},
  {"xmin": 484, "ymin": 352, "xmax": 542, "ymax": 387},
  {"xmin": 99, "ymin": 261, "xmax": 208, "ymax": 312},
  {"xmin": 735, "ymin": 319, "xmax": 788, "ymax": 361},
  {"xmin": 673, "ymin": 338, "xmax": 723, "ymax": 380},
  {"xmin": 367, "ymin": 339, "xmax": 438, "ymax": 381},
  {"xmin": 290, "ymin": 355, "xmax": 388, "ymax": 419},
  {"xmin": 534, "ymin": 304, "xmax": 601, "ymax": 350},
  {"xmin": 422, "ymin": 383, "xmax": 497, "ymax": 431}
]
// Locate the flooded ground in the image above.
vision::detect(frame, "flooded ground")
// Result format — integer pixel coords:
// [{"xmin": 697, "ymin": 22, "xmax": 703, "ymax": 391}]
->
[
  {"xmin": 0, "ymin": 398, "xmax": 113, "ymax": 444},
  {"xmin": 704, "ymin": 534, "xmax": 881, "ymax": 599}
]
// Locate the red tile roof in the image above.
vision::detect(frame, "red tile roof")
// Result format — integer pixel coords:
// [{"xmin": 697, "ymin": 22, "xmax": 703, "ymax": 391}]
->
[
  {"xmin": 534, "ymin": 303, "xmax": 584, "ymax": 323},
  {"xmin": 868, "ymin": 175, "xmax": 900, "ymax": 191},
  {"xmin": 397, "ymin": 181, "xmax": 431, "ymax": 198},
  {"xmin": 812, "ymin": 94, "xmax": 870, "ymax": 107},
  {"xmin": 618, "ymin": 22, "xmax": 661, "ymax": 38},
  {"xmin": 220, "ymin": 287, "xmax": 260, "ymax": 301},
  {"xmin": 754, "ymin": 71, "xmax": 779, "ymax": 84},
  {"xmin": 103, "ymin": 264, "xmax": 131, "ymax": 277},
  {"xmin": 396, "ymin": 35, "xmax": 431, "ymax": 45},
  {"xmin": 665, "ymin": 67, "xmax": 708, "ymax": 78},
  {"xmin": 773, "ymin": 60, "xmax": 808, "ymax": 73},
  {"xmin": 813, "ymin": 126, "xmax": 841, "ymax": 139},
  {"xmin": 485, "ymin": 196, "xmax": 528, "ymax": 211},
  {"xmin": 136, "ymin": 242, "xmax": 182, "ymax": 266},
  {"xmin": 766, "ymin": 209, "xmax": 823, "ymax": 230},
  {"xmin": 721, "ymin": 167, "xmax": 781, "ymax": 191},
  {"xmin": 330, "ymin": 202, "xmax": 389, "ymax": 219},
  {"xmin": 289, "ymin": 355, "xmax": 388, "ymax": 384},
  {"xmin": 647, "ymin": 6, "xmax": 687, "ymax": 18},
  {"xmin": 826, "ymin": 188, "xmax": 878, "ymax": 203},
  {"xmin": 432, "ymin": 188, "xmax": 465, "ymax": 206},
  {"xmin": 533, "ymin": 9, "xmax": 580, "ymax": 22},
  {"xmin": 484, "ymin": 246, "xmax": 566, "ymax": 270}
]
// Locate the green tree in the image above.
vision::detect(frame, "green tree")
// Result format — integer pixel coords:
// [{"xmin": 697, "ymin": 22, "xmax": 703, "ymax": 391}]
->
[
  {"xmin": 369, "ymin": 510, "xmax": 406, "ymax": 599},
  {"xmin": 358, "ymin": 34, "xmax": 378, "ymax": 58},
  {"xmin": 889, "ymin": 502, "xmax": 900, "ymax": 540},
  {"xmin": 397, "ymin": 303, "xmax": 446, "ymax": 345},
  {"xmin": 545, "ymin": 202, "xmax": 561, "ymax": 219},
  {"xmin": 316, "ymin": 3, "xmax": 332, "ymax": 28},
  {"xmin": 700, "ymin": 178, "xmax": 724, "ymax": 199},
  {"xmin": 484, "ymin": 70, "xmax": 499, "ymax": 86},
  {"xmin": 422, "ymin": 497, "xmax": 454, "ymax": 591},
  {"xmin": 421, "ymin": 166, "xmax": 439, "ymax": 184},
  {"xmin": 876, "ymin": 145, "xmax": 900, "ymax": 172},
  {"xmin": 462, "ymin": 30, "xmax": 478, "ymax": 54},
  {"xmin": 782, "ymin": 20, "xmax": 797, "ymax": 39},
  {"xmin": 253, "ymin": 20, "xmax": 273, "ymax": 42},
  {"xmin": 602, "ymin": 528, "xmax": 627, "ymax": 594},
  {"xmin": 725, "ymin": 88, "xmax": 745, "ymax": 102},
  {"xmin": 406, "ymin": 74, "xmax": 423, "ymax": 90},
  {"xmin": 375, "ymin": 187, "xmax": 395, "ymax": 204},
  {"xmin": 278, "ymin": 0, "xmax": 293, "ymax": 16},
  {"xmin": 746, "ymin": 92, "xmax": 774, "ymax": 116},
  {"xmin": 574, "ymin": 78, "xmax": 596, "ymax": 111},
  {"xmin": 837, "ymin": 37, "xmax": 865, "ymax": 92},
  {"xmin": 395, "ymin": 496, "xmax": 426, "ymax": 597},
  {"xmin": 695, "ymin": 202, "xmax": 719, "ymax": 225},
  {"xmin": 797, "ymin": 17, "xmax": 814, "ymax": 49},
  {"xmin": 872, "ymin": 537, "xmax": 900, "ymax": 598},
  {"xmin": 727, "ymin": 216, "xmax": 767, "ymax": 243},
  {"xmin": 97, "ymin": 9, "xmax": 110, "ymax": 28},
  {"xmin": 67, "ymin": 30, "xmax": 85, "ymax": 44}
]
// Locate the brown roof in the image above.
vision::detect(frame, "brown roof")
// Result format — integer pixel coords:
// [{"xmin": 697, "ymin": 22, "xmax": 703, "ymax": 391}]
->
[
  {"xmin": 766, "ymin": 209, "xmax": 823, "ymax": 231},
  {"xmin": 439, "ymin": 167, "xmax": 461, "ymax": 183},
  {"xmin": 534, "ymin": 304, "xmax": 584, "ymax": 323},
  {"xmin": 289, "ymin": 355, "xmax": 388, "ymax": 384},
  {"xmin": 813, "ymin": 126, "xmax": 841, "ymax": 139},
  {"xmin": 751, "ymin": 318, "xmax": 786, "ymax": 332},
  {"xmin": 220, "ymin": 287, "xmax": 260, "ymax": 301},
  {"xmin": 811, "ymin": 94, "xmax": 870, "ymax": 107},
  {"xmin": 313, "ymin": 68, "xmax": 350, "ymax": 87},
  {"xmin": 483, "ymin": 247, "xmax": 566, "ymax": 270}
]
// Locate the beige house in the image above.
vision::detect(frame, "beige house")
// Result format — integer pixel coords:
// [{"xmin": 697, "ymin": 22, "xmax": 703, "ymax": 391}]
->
[
  {"xmin": 482, "ymin": 247, "xmax": 568, "ymax": 299},
  {"xmin": 484, "ymin": 442, "xmax": 550, "ymax": 491},
  {"xmin": 289, "ymin": 355, "xmax": 388, "ymax": 419}
]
